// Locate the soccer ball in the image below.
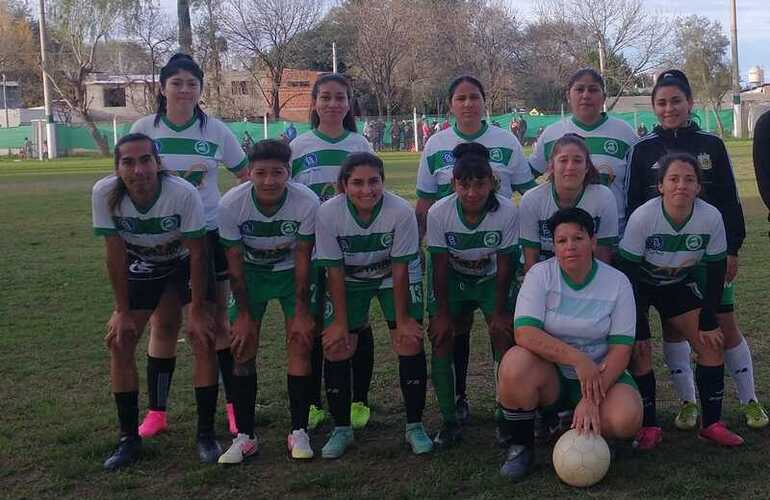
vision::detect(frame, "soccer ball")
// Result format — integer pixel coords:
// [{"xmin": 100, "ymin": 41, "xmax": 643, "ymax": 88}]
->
[{"xmin": 552, "ymin": 429, "xmax": 611, "ymax": 487}]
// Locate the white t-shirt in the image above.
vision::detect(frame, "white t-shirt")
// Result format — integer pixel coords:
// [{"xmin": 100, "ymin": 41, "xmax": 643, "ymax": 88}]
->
[
  {"xmin": 514, "ymin": 258, "xmax": 636, "ymax": 379},
  {"xmin": 426, "ymin": 193, "xmax": 519, "ymax": 282},
  {"xmin": 416, "ymin": 122, "xmax": 534, "ymax": 200},
  {"xmin": 290, "ymin": 129, "xmax": 373, "ymax": 202},
  {"xmin": 529, "ymin": 115, "xmax": 638, "ymax": 232},
  {"xmin": 619, "ymin": 197, "xmax": 727, "ymax": 286},
  {"xmin": 92, "ymin": 174, "xmax": 206, "ymax": 265},
  {"xmin": 315, "ymin": 191, "xmax": 421, "ymax": 289},
  {"xmin": 217, "ymin": 181, "xmax": 319, "ymax": 272},
  {"xmin": 130, "ymin": 114, "xmax": 248, "ymax": 230},
  {"xmin": 519, "ymin": 182, "xmax": 618, "ymax": 259}
]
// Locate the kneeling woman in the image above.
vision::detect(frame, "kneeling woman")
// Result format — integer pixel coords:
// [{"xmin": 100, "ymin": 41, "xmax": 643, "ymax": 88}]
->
[
  {"xmin": 216, "ymin": 140, "xmax": 320, "ymax": 463},
  {"xmin": 620, "ymin": 152, "xmax": 743, "ymax": 448},
  {"xmin": 426, "ymin": 143, "xmax": 519, "ymax": 447},
  {"xmin": 497, "ymin": 208, "xmax": 642, "ymax": 481},
  {"xmin": 314, "ymin": 152, "xmax": 432, "ymax": 458},
  {"xmin": 93, "ymin": 133, "xmax": 214, "ymax": 470}
]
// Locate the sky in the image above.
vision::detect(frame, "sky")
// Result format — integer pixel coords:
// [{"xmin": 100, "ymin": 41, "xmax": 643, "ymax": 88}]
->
[{"xmin": 156, "ymin": 0, "xmax": 769, "ymax": 84}]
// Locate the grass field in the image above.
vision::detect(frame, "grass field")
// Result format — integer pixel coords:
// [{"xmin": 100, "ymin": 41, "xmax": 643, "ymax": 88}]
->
[{"xmin": 1, "ymin": 144, "xmax": 770, "ymax": 499}]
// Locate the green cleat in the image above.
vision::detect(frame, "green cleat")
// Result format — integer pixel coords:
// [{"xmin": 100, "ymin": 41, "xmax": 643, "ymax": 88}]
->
[
  {"xmin": 321, "ymin": 426, "xmax": 354, "ymax": 459},
  {"xmin": 674, "ymin": 401, "xmax": 699, "ymax": 431},
  {"xmin": 743, "ymin": 400, "xmax": 769, "ymax": 429},
  {"xmin": 308, "ymin": 404, "xmax": 327, "ymax": 431},
  {"xmin": 350, "ymin": 401, "xmax": 371, "ymax": 430},
  {"xmin": 405, "ymin": 423, "xmax": 433, "ymax": 455}
]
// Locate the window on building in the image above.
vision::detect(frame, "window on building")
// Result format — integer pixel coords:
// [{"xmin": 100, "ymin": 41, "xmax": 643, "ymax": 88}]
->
[
  {"xmin": 286, "ymin": 80, "xmax": 310, "ymax": 88},
  {"xmin": 103, "ymin": 87, "xmax": 126, "ymax": 107},
  {"xmin": 231, "ymin": 81, "xmax": 250, "ymax": 95}
]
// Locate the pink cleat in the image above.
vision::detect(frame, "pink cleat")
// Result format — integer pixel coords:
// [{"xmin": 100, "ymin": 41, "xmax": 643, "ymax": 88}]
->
[
  {"xmin": 226, "ymin": 403, "xmax": 238, "ymax": 436},
  {"xmin": 138, "ymin": 410, "xmax": 168, "ymax": 438},
  {"xmin": 632, "ymin": 426, "xmax": 663, "ymax": 450},
  {"xmin": 698, "ymin": 422, "xmax": 744, "ymax": 447}
]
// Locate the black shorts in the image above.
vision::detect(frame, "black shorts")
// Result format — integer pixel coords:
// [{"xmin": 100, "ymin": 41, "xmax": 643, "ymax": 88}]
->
[
  {"xmin": 634, "ymin": 279, "xmax": 702, "ymax": 341},
  {"xmin": 128, "ymin": 257, "xmax": 192, "ymax": 311},
  {"xmin": 206, "ymin": 230, "xmax": 229, "ymax": 282}
]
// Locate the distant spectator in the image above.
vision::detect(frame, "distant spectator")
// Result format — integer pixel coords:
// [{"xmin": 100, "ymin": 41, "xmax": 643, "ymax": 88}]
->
[
  {"xmin": 241, "ymin": 131, "xmax": 254, "ymax": 153},
  {"xmin": 421, "ymin": 118, "xmax": 431, "ymax": 145},
  {"xmin": 636, "ymin": 124, "xmax": 649, "ymax": 137},
  {"xmin": 391, "ymin": 118, "xmax": 400, "ymax": 151},
  {"xmin": 23, "ymin": 137, "xmax": 33, "ymax": 159},
  {"xmin": 284, "ymin": 122, "xmax": 297, "ymax": 143}
]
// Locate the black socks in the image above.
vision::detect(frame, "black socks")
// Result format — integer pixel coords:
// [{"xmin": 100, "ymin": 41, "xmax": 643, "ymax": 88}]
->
[
  {"xmin": 147, "ymin": 356, "xmax": 175, "ymax": 411},
  {"xmin": 399, "ymin": 351, "xmax": 427, "ymax": 424}
]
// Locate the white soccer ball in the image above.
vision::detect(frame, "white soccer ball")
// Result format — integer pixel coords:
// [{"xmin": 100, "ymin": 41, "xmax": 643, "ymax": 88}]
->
[{"xmin": 552, "ymin": 429, "xmax": 611, "ymax": 487}]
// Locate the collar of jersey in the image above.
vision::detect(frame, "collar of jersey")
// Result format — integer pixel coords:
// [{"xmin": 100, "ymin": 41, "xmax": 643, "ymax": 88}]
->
[
  {"xmin": 161, "ymin": 114, "xmax": 199, "ymax": 132},
  {"xmin": 251, "ymin": 185, "xmax": 288, "ymax": 218},
  {"xmin": 570, "ymin": 112, "xmax": 608, "ymax": 132},
  {"xmin": 551, "ymin": 182, "xmax": 585, "ymax": 209},
  {"xmin": 347, "ymin": 195, "xmax": 383, "ymax": 229},
  {"xmin": 456, "ymin": 197, "xmax": 488, "ymax": 230},
  {"xmin": 131, "ymin": 178, "xmax": 163, "ymax": 214},
  {"xmin": 452, "ymin": 121, "xmax": 488, "ymax": 142},
  {"xmin": 660, "ymin": 197, "xmax": 694, "ymax": 232},
  {"xmin": 313, "ymin": 128, "xmax": 351, "ymax": 144},
  {"xmin": 560, "ymin": 258, "xmax": 598, "ymax": 291}
]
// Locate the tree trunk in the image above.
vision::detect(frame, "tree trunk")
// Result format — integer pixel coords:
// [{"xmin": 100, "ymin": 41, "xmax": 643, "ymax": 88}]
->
[
  {"xmin": 178, "ymin": 0, "xmax": 193, "ymax": 55},
  {"xmin": 272, "ymin": 85, "xmax": 280, "ymax": 120},
  {"xmin": 712, "ymin": 103, "xmax": 725, "ymax": 137},
  {"xmin": 84, "ymin": 114, "xmax": 110, "ymax": 156}
]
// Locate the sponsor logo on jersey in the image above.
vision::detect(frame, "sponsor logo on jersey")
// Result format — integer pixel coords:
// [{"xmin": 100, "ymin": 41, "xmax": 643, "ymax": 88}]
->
[
  {"xmin": 442, "ymin": 151, "xmax": 455, "ymax": 166},
  {"xmin": 647, "ymin": 235, "xmax": 665, "ymax": 251},
  {"xmin": 685, "ymin": 234, "xmax": 703, "ymax": 251},
  {"xmin": 380, "ymin": 232, "xmax": 394, "ymax": 248},
  {"xmin": 697, "ymin": 153, "xmax": 713, "ymax": 170},
  {"xmin": 489, "ymin": 148, "xmax": 503, "ymax": 163},
  {"xmin": 446, "ymin": 233, "xmax": 458, "ymax": 248},
  {"xmin": 194, "ymin": 141, "xmax": 211, "ymax": 155},
  {"xmin": 483, "ymin": 231, "xmax": 501, "ymax": 248},
  {"xmin": 339, "ymin": 238, "xmax": 351, "ymax": 252},
  {"xmin": 160, "ymin": 216, "xmax": 179, "ymax": 231},
  {"xmin": 538, "ymin": 220, "xmax": 552, "ymax": 241},
  {"xmin": 154, "ymin": 140, "xmax": 163, "ymax": 154},
  {"xmin": 129, "ymin": 261, "xmax": 155, "ymax": 274},
  {"xmin": 603, "ymin": 139, "xmax": 619, "ymax": 155},
  {"xmin": 304, "ymin": 153, "xmax": 319, "ymax": 168},
  {"xmin": 651, "ymin": 161, "xmax": 661, "ymax": 170},
  {"xmin": 119, "ymin": 218, "xmax": 136, "ymax": 232},
  {"xmin": 281, "ymin": 221, "xmax": 298, "ymax": 235}
]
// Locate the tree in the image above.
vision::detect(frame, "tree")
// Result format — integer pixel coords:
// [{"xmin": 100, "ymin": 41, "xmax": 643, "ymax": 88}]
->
[
  {"xmin": 221, "ymin": 0, "xmax": 324, "ymax": 120},
  {"xmin": 48, "ymin": 0, "xmax": 125, "ymax": 154},
  {"xmin": 675, "ymin": 15, "xmax": 732, "ymax": 136},
  {"xmin": 178, "ymin": 0, "xmax": 194, "ymax": 54},
  {"xmin": 194, "ymin": 0, "xmax": 227, "ymax": 116}
]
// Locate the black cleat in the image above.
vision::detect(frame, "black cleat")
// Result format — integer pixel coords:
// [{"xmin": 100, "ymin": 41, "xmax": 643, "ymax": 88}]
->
[
  {"xmin": 433, "ymin": 422, "xmax": 463, "ymax": 449},
  {"xmin": 499, "ymin": 444, "xmax": 534, "ymax": 481},
  {"xmin": 495, "ymin": 425, "xmax": 513, "ymax": 449},
  {"xmin": 455, "ymin": 397, "xmax": 471, "ymax": 426},
  {"xmin": 197, "ymin": 432, "xmax": 223, "ymax": 464},
  {"xmin": 103, "ymin": 435, "xmax": 142, "ymax": 471}
]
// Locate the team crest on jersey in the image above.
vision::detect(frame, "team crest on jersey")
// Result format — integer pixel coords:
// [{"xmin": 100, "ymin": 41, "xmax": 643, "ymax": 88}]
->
[
  {"xmin": 160, "ymin": 216, "xmax": 179, "ymax": 231},
  {"xmin": 483, "ymin": 231, "xmax": 501, "ymax": 248},
  {"xmin": 685, "ymin": 234, "xmax": 703, "ymax": 251},
  {"xmin": 489, "ymin": 148, "xmax": 503, "ymax": 163},
  {"xmin": 118, "ymin": 218, "xmax": 136, "ymax": 232},
  {"xmin": 304, "ymin": 153, "xmax": 319, "ymax": 168},
  {"xmin": 380, "ymin": 232, "xmax": 394, "ymax": 248},
  {"xmin": 281, "ymin": 221, "xmax": 298, "ymax": 235},
  {"xmin": 194, "ymin": 141, "xmax": 211, "ymax": 155},
  {"xmin": 697, "ymin": 153, "xmax": 713, "ymax": 170},
  {"xmin": 647, "ymin": 235, "xmax": 665, "ymax": 251},
  {"xmin": 339, "ymin": 237, "xmax": 351, "ymax": 252},
  {"xmin": 446, "ymin": 233, "xmax": 458, "ymax": 248},
  {"xmin": 603, "ymin": 140, "xmax": 619, "ymax": 155},
  {"xmin": 442, "ymin": 152, "xmax": 455, "ymax": 166}
]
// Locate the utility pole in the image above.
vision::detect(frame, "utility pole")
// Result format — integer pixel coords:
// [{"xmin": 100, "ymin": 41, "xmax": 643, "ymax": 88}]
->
[
  {"xmin": 730, "ymin": 0, "xmax": 743, "ymax": 138},
  {"xmin": 38, "ymin": 0, "xmax": 58, "ymax": 158},
  {"xmin": 597, "ymin": 34, "xmax": 607, "ymax": 112},
  {"xmin": 2, "ymin": 74, "xmax": 9, "ymax": 128},
  {"xmin": 332, "ymin": 42, "xmax": 338, "ymax": 73}
]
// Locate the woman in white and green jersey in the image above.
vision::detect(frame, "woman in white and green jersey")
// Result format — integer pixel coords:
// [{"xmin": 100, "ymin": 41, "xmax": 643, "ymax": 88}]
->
[
  {"xmin": 290, "ymin": 74, "xmax": 376, "ymax": 432},
  {"xmin": 314, "ymin": 152, "xmax": 433, "ymax": 458},
  {"xmin": 529, "ymin": 68, "xmax": 638, "ymax": 234},
  {"xmin": 520, "ymin": 134, "xmax": 618, "ymax": 272},
  {"xmin": 93, "ymin": 134, "xmax": 215, "ymax": 470},
  {"xmin": 129, "ymin": 54, "xmax": 248, "ymax": 439},
  {"xmin": 426, "ymin": 143, "xmax": 519, "ymax": 448},
  {"xmin": 216, "ymin": 140, "xmax": 319, "ymax": 464},
  {"xmin": 415, "ymin": 75, "xmax": 535, "ymax": 426},
  {"xmin": 619, "ymin": 152, "xmax": 743, "ymax": 449}
]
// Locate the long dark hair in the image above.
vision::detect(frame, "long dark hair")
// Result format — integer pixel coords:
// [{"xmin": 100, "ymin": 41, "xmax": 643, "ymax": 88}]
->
[
  {"xmin": 310, "ymin": 73, "xmax": 357, "ymax": 133},
  {"xmin": 109, "ymin": 133, "xmax": 166, "ymax": 213},
  {"xmin": 452, "ymin": 142, "xmax": 499, "ymax": 212},
  {"xmin": 656, "ymin": 152, "xmax": 703, "ymax": 186},
  {"xmin": 337, "ymin": 152, "xmax": 384, "ymax": 193},
  {"xmin": 154, "ymin": 53, "xmax": 207, "ymax": 131},
  {"xmin": 547, "ymin": 133, "xmax": 600, "ymax": 187}
]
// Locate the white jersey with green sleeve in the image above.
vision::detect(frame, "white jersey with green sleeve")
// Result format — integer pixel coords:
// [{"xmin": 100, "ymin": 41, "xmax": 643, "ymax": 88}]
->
[
  {"xmin": 217, "ymin": 181, "xmax": 319, "ymax": 272},
  {"xmin": 290, "ymin": 130, "xmax": 373, "ymax": 202},
  {"xmin": 314, "ymin": 191, "xmax": 421, "ymax": 289},
  {"xmin": 619, "ymin": 197, "xmax": 727, "ymax": 286},
  {"xmin": 426, "ymin": 193, "xmax": 519, "ymax": 282},
  {"xmin": 129, "ymin": 115, "xmax": 248, "ymax": 230},
  {"xmin": 416, "ymin": 122, "xmax": 535, "ymax": 200},
  {"xmin": 514, "ymin": 258, "xmax": 636, "ymax": 380},
  {"xmin": 519, "ymin": 182, "xmax": 618, "ymax": 259},
  {"xmin": 528, "ymin": 115, "xmax": 638, "ymax": 231},
  {"xmin": 92, "ymin": 174, "xmax": 206, "ymax": 263}
]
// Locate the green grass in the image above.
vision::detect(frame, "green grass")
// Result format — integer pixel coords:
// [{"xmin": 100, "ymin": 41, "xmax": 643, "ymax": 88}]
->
[{"xmin": 1, "ymin": 144, "xmax": 770, "ymax": 499}]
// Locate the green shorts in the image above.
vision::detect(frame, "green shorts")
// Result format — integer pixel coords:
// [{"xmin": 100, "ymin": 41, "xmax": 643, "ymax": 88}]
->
[
  {"xmin": 544, "ymin": 367, "xmax": 638, "ymax": 412},
  {"xmin": 227, "ymin": 267, "xmax": 319, "ymax": 322},
  {"xmin": 323, "ymin": 282, "xmax": 424, "ymax": 330},
  {"xmin": 426, "ymin": 259, "xmax": 517, "ymax": 317},
  {"xmin": 691, "ymin": 263, "xmax": 736, "ymax": 313}
]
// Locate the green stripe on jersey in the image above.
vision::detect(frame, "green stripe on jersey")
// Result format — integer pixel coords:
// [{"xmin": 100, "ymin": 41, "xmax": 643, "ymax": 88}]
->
[
  {"xmin": 647, "ymin": 233, "xmax": 711, "ymax": 252},
  {"xmin": 446, "ymin": 230, "xmax": 504, "ymax": 251},
  {"xmin": 291, "ymin": 149, "xmax": 350, "ymax": 177},
  {"xmin": 155, "ymin": 138, "xmax": 218, "ymax": 158},
  {"xmin": 543, "ymin": 136, "xmax": 630, "ymax": 161},
  {"xmin": 112, "ymin": 215, "xmax": 182, "ymax": 235},
  {"xmin": 239, "ymin": 219, "xmax": 301, "ymax": 238},
  {"xmin": 427, "ymin": 148, "xmax": 515, "ymax": 175},
  {"xmin": 338, "ymin": 231, "xmax": 394, "ymax": 253}
]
